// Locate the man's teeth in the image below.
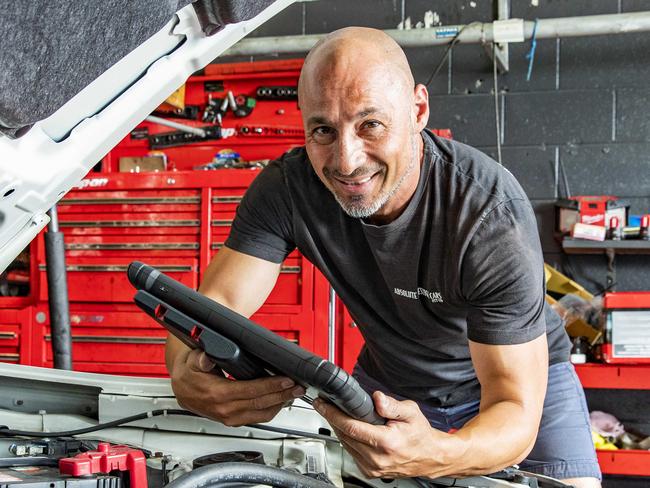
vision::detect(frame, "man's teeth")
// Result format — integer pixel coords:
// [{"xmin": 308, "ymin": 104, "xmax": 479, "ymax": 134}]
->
[{"xmin": 346, "ymin": 175, "xmax": 372, "ymax": 185}]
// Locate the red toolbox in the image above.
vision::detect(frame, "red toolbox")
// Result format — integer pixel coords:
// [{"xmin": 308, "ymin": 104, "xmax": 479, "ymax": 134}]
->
[{"xmin": 602, "ymin": 292, "xmax": 650, "ymax": 364}]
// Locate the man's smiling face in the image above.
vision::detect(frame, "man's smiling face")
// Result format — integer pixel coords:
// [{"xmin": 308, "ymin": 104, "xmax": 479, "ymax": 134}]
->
[{"xmin": 298, "ymin": 28, "xmax": 429, "ymax": 223}]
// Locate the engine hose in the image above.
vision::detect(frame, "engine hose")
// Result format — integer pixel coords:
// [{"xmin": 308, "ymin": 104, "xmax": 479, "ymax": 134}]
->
[{"xmin": 164, "ymin": 462, "xmax": 334, "ymax": 488}]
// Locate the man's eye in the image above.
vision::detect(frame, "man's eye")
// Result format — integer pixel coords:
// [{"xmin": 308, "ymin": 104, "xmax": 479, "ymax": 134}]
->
[
  {"xmin": 313, "ymin": 126, "xmax": 333, "ymax": 135},
  {"xmin": 310, "ymin": 126, "xmax": 336, "ymax": 144},
  {"xmin": 362, "ymin": 120, "xmax": 382, "ymax": 130}
]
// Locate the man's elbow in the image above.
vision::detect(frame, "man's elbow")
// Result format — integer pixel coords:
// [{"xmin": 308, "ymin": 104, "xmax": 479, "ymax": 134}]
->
[{"xmin": 512, "ymin": 402, "xmax": 543, "ymax": 465}]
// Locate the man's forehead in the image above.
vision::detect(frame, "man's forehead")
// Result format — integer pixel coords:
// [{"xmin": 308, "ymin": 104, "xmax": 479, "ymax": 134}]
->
[{"xmin": 306, "ymin": 106, "xmax": 388, "ymax": 126}]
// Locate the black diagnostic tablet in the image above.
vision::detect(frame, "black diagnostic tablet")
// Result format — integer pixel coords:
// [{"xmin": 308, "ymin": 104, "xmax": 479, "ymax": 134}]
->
[{"xmin": 127, "ymin": 261, "xmax": 385, "ymax": 425}]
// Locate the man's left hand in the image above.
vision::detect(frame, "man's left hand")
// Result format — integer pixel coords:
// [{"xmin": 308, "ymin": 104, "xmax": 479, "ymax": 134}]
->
[{"xmin": 313, "ymin": 391, "xmax": 459, "ymax": 479}]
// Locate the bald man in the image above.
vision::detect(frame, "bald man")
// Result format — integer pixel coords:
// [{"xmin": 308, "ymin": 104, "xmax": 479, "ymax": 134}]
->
[{"xmin": 166, "ymin": 27, "xmax": 601, "ymax": 487}]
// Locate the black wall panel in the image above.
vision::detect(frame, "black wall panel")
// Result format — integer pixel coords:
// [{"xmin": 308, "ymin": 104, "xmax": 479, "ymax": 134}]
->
[
  {"xmin": 616, "ymin": 88, "xmax": 650, "ymax": 141},
  {"xmin": 404, "ymin": 46, "xmax": 451, "ymax": 94},
  {"xmin": 304, "ymin": 0, "xmax": 402, "ymax": 33},
  {"xmin": 427, "ymin": 93, "xmax": 500, "ymax": 146},
  {"xmin": 504, "ymin": 90, "xmax": 613, "ymax": 145},
  {"xmin": 560, "ymin": 34, "xmax": 650, "ymax": 90},
  {"xmin": 501, "ymin": 39, "xmax": 558, "ymax": 92},
  {"xmin": 559, "ymin": 143, "xmax": 650, "ymax": 196},
  {"xmin": 404, "ymin": 0, "xmax": 493, "ymax": 25}
]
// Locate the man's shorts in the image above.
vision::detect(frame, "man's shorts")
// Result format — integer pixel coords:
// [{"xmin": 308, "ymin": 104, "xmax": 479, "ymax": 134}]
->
[{"xmin": 353, "ymin": 361, "xmax": 601, "ymax": 480}]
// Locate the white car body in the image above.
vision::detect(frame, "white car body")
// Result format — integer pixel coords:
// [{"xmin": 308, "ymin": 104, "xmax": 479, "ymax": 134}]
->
[{"xmin": 0, "ymin": 362, "xmax": 538, "ymax": 488}]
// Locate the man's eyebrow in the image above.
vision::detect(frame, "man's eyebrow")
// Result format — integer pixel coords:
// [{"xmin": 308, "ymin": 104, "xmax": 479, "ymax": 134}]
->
[
  {"xmin": 307, "ymin": 115, "xmax": 331, "ymax": 126},
  {"xmin": 307, "ymin": 108, "xmax": 386, "ymax": 126},
  {"xmin": 356, "ymin": 107, "xmax": 382, "ymax": 118}
]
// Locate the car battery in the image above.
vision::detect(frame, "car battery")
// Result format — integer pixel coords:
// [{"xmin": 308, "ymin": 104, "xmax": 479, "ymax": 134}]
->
[
  {"xmin": 556, "ymin": 196, "xmax": 629, "ymax": 234},
  {"xmin": 0, "ymin": 466, "xmax": 120, "ymax": 488},
  {"xmin": 602, "ymin": 292, "xmax": 650, "ymax": 363}
]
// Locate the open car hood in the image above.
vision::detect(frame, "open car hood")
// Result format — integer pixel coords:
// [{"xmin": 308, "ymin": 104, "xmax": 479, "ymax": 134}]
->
[
  {"xmin": 0, "ymin": 0, "xmax": 294, "ymax": 272},
  {"xmin": 0, "ymin": 362, "xmax": 568, "ymax": 488}
]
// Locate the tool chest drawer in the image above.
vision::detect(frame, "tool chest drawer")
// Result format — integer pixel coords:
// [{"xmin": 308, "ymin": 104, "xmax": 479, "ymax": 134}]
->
[
  {"xmin": 0, "ymin": 308, "xmax": 27, "ymax": 364},
  {"xmin": 60, "ymin": 234, "xmax": 200, "ymax": 259},
  {"xmin": 35, "ymin": 306, "xmax": 167, "ymax": 373},
  {"xmin": 38, "ymin": 257, "xmax": 198, "ymax": 302},
  {"xmin": 58, "ymin": 211, "xmax": 201, "ymax": 236},
  {"xmin": 211, "ymin": 190, "xmax": 245, "ymax": 213},
  {"xmin": 43, "ymin": 327, "xmax": 167, "ymax": 365},
  {"xmin": 59, "ymin": 189, "xmax": 201, "ymax": 214},
  {"xmin": 0, "ymin": 324, "xmax": 20, "ymax": 364}
]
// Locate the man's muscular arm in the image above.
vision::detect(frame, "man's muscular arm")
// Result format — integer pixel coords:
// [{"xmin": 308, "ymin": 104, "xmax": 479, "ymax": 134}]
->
[
  {"xmin": 166, "ymin": 246, "xmax": 305, "ymax": 426},
  {"xmin": 453, "ymin": 334, "xmax": 548, "ymax": 473},
  {"xmin": 313, "ymin": 334, "xmax": 548, "ymax": 479}
]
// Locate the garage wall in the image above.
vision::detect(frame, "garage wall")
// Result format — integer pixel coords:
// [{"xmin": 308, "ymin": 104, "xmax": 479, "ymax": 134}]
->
[{"xmin": 223, "ymin": 0, "xmax": 650, "ymax": 297}]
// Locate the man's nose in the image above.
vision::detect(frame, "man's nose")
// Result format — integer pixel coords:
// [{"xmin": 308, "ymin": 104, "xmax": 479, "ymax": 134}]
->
[{"xmin": 333, "ymin": 131, "xmax": 365, "ymax": 176}]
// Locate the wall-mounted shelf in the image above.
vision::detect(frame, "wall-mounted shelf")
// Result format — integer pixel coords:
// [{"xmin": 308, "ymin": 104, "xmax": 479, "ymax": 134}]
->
[
  {"xmin": 561, "ymin": 238, "xmax": 650, "ymax": 289},
  {"xmin": 575, "ymin": 363, "xmax": 650, "ymax": 390},
  {"xmin": 597, "ymin": 449, "xmax": 650, "ymax": 476},
  {"xmin": 562, "ymin": 238, "xmax": 650, "ymax": 254}
]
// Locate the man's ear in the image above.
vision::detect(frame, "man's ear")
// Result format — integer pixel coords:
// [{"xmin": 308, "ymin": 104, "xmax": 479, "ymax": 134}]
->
[{"xmin": 413, "ymin": 83, "xmax": 430, "ymax": 132}]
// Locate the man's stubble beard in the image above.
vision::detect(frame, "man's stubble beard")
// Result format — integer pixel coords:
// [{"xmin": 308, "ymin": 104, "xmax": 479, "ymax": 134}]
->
[{"xmin": 334, "ymin": 133, "xmax": 419, "ymax": 219}]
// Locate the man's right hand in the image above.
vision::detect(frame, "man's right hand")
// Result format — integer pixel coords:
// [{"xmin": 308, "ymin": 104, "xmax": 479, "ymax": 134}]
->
[{"xmin": 169, "ymin": 348, "xmax": 305, "ymax": 427}]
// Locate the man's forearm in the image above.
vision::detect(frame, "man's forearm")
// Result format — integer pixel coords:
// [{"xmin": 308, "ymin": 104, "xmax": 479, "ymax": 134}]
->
[
  {"xmin": 427, "ymin": 336, "xmax": 548, "ymax": 478},
  {"xmin": 429, "ymin": 399, "xmax": 539, "ymax": 478}
]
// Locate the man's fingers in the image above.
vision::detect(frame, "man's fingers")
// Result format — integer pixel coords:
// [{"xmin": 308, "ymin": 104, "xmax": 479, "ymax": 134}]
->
[
  {"xmin": 206, "ymin": 384, "xmax": 304, "ymax": 426},
  {"xmin": 185, "ymin": 350, "xmax": 301, "ymax": 401},
  {"xmin": 373, "ymin": 391, "xmax": 416, "ymax": 421},
  {"xmin": 226, "ymin": 376, "xmax": 303, "ymax": 401},
  {"xmin": 186, "ymin": 349, "xmax": 216, "ymax": 373},
  {"xmin": 314, "ymin": 399, "xmax": 378, "ymax": 446},
  {"xmin": 198, "ymin": 352, "xmax": 217, "ymax": 372},
  {"xmin": 246, "ymin": 385, "xmax": 304, "ymax": 411}
]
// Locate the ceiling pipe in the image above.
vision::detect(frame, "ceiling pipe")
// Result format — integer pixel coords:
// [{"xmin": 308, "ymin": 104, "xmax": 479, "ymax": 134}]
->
[{"xmin": 223, "ymin": 11, "xmax": 650, "ymax": 56}]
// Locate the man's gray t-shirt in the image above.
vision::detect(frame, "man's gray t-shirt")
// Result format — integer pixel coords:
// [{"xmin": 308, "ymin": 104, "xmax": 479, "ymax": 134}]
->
[{"xmin": 225, "ymin": 130, "xmax": 571, "ymax": 407}]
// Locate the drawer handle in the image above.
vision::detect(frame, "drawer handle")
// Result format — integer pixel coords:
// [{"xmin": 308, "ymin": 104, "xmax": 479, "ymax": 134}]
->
[
  {"xmin": 66, "ymin": 243, "xmax": 199, "ymax": 251},
  {"xmin": 39, "ymin": 264, "xmax": 193, "ymax": 272},
  {"xmin": 212, "ymin": 196, "xmax": 242, "ymax": 204},
  {"xmin": 211, "ymin": 220, "xmax": 233, "ymax": 227},
  {"xmin": 45, "ymin": 335, "xmax": 167, "ymax": 345},
  {"xmin": 0, "ymin": 332, "xmax": 17, "ymax": 340},
  {"xmin": 62, "ymin": 197, "xmax": 200, "ymax": 205},
  {"xmin": 0, "ymin": 353, "xmax": 19, "ymax": 361},
  {"xmin": 280, "ymin": 266, "xmax": 301, "ymax": 274},
  {"xmin": 60, "ymin": 220, "xmax": 200, "ymax": 227},
  {"xmin": 211, "ymin": 242, "xmax": 224, "ymax": 250}
]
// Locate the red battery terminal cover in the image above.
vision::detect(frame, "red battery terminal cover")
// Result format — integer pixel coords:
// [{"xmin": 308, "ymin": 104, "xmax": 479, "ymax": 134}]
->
[{"xmin": 59, "ymin": 442, "xmax": 148, "ymax": 488}]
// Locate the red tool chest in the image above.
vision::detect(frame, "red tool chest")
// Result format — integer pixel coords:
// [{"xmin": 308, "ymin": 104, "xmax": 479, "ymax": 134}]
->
[
  {"xmin": 601, "ymin": 292, "xmax": 650, "ymax": 364},
  {"xmin": 25, "ymin": 170, "xmax": 330, "ymax": 374}
]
